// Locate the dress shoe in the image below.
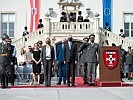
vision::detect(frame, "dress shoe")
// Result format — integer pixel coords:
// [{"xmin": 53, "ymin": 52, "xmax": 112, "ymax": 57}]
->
[
  {"xmin": 47, "ymin": 85, "xmax": 51, "ymax": 87},
  {"xmin": 57, "ymin": 82, "xmax": 61, "ymax": 85},
  {"xmin": 63, "ymin": 82, "xmax": 66, "ymax": 85},
  {"xmin": 11, "ymin": 84, "xmax": 14, "ymax": 86},
  {"xmin": 67, "ymin": 84, "xmax": 70, "ymax": 87},
  {"xmin": 72, "ymin": 84, "xmax": 76, "ymax": 87},
  {"xmin": 84, "ymin": 82, "xmax": 88, "ymax": 84},
  {"xmin": 88, "ymin": 83, "xmax": 92, "ymax": 86}
]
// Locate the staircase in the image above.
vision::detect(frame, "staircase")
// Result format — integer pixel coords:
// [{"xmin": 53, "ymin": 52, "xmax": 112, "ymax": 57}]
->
[{"xmin": 99, "ymin": 27, "xmax": 133, "ymax": 51}]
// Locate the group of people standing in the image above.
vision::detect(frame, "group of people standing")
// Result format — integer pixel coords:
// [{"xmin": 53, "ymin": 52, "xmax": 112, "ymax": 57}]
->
[
  {"xmin": 0, "ymin": 33, "xmax": 99, "ymax": 88},
  {"xmin": 56, "ymin": 34, "xmax": 99, "ymax": 86}
]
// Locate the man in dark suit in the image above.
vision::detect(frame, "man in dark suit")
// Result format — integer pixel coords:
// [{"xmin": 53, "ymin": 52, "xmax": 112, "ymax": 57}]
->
[
  {"xmin": 63, "ymin": 35, "xmax": 78, "ymax": 86},
  {"xmin": 41, "ymin": 38, "xmax": 55, "ymax": 86},
  {"xmin": 56, "ymin": 38, "xmax": 66, "ymax": 85}
]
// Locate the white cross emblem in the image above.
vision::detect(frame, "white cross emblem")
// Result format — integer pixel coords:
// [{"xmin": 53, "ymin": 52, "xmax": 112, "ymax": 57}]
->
[{"xmin": 106, "ymin": 55, "xmax": 116, "ymax": 64}]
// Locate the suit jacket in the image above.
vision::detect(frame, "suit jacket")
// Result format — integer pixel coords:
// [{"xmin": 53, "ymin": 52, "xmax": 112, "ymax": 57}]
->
[
  {"xmin": 63, "ymin": 41, "xmax": 77, "ymax": 62},
  {"xmin": 41, "ymin": 45, "xmax": 55, "ymax": 62},
  {"xmin": 56, "ymin": 44, "xmax": 64, "ymax": 62}
]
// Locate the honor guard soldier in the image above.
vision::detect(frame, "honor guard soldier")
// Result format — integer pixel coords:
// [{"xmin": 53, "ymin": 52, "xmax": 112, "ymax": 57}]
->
[
  {"xmin": 7, "ymin": 38, "xmax": 17, "ymax": 86},
  {"xmin": 0, "ymin": 34, "xmax": 11, "ymax": 88},
  {"xmin": 77, "ymin": 11, "xmax": 83, "ymax": 22},
  {"xmin": 60, "ymin": 12, "xmax": 67, "ymax": 22}
]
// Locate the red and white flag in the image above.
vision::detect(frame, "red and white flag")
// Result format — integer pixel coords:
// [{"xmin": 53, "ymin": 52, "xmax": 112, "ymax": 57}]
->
[{"xmin": 30, "ymin": 0, "xmax": 40, "ymax": 32}]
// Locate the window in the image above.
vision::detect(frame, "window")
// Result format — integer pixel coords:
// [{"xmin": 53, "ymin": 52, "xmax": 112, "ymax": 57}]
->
[
  {"xmin": 124, "ymin": 13, "xmax": 133, "ymax": 37},
  {"xmin": 1, "ymin": 13, "xmax": 15, "ymax": 38}
]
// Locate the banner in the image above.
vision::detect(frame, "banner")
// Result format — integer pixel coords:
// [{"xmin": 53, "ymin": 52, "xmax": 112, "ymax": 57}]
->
[
  {"xmin": 103, "ymin": 0, "xmax": 112, "ymax": 31},
  {"xmin": 30, "ymin": 0, "xmax": 40, "ymax": 32}
]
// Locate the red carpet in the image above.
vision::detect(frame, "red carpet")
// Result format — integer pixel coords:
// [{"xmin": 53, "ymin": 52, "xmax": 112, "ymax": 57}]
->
[{"xmin": 1, "ymin": 77, "xmax": 133, "ymax": 88}]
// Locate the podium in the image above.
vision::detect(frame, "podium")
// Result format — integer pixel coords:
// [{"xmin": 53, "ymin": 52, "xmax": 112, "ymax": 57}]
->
[{"xmin": 97, "ymin": 46, "xmax": 121, "ymax": 87}]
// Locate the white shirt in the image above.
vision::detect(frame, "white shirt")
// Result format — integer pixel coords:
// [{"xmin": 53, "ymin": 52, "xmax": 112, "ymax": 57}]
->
[
  {"xmin": 46, "ymin": 46, "xmax": 51, "ymax": 60},
  {"xmin": 18, "ymin": 54, "xmax": 25, "ymax": 66},
  {"xmin": 68, "ymin": 41, "xmax": 72, "ymax": 50}
]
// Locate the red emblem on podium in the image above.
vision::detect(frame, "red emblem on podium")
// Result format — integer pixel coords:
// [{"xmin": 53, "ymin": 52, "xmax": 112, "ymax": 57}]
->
[{"xmin": 103, "ymin": 50, "xmax": 119, "ymax": 70}]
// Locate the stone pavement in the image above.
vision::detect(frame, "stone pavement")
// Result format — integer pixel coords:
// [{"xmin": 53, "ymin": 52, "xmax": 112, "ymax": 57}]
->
[{"xmin": 0, "ymin": 87, "xmax": 133, "ymax": 100}]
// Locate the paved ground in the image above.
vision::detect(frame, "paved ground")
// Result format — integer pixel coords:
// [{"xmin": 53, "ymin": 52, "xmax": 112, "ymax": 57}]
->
[
  {"xmin": 0, "ymin": 77, "xmax": 133, "ymax": 100},
  {"xmin": 0, "ymin": 87, "xmax": 133, "ymax": 100}
]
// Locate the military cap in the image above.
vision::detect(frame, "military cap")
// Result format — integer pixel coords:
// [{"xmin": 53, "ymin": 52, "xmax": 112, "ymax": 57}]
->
[
  {"xmin": 120, "ymin": 29, "xmax": 123, "ymax": 32},
  {"xmin": 61, "ymin": 12, "xmax": 66, "ymax": 15},
  {"xmin": 78, "ymin": 11, "xmax": 82, "ymax": 15},
  {"xmin": 1, "ymin": 33, "xmax": 9, "ymax": 40},
  {"xmin": 39, "ymin": 19, "xmax": 42, "ymax": 22}
]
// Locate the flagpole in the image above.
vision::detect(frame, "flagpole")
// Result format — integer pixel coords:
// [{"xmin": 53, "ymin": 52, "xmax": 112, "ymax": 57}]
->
[{"xmin": 25, "ymin": 0, "xmax": 27, "ymax": 26}]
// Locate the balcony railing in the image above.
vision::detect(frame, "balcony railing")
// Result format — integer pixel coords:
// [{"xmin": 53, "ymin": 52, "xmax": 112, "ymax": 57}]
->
[{"xmin": 51, "ymin": 22, "xmax": 94, "ymax": 33}]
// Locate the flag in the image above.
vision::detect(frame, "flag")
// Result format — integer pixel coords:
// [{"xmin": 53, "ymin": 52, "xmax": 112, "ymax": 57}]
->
[
  {"xmin": 103, "ymin": 0, "xmax": 112, "ymax": 31},
  {"xmin": 30, "ymin": 0, "xmax": 40, "ymax": 32}
]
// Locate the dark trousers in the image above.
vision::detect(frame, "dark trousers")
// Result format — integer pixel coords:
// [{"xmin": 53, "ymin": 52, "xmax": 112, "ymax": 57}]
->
[
  {"xmin": 128, "ymin": 64, "xmax": 132, "ymax": 79},
  {"xmin": 120, "ymin": 62, "xmax": 124, "ymax": 81},
  {"xmin": 43, "ymin": 59, "xmax": 52, "ymax": 86},
  {"xmin": 58, "ymin": 62, "xmax": 66, "ymax": 83},
  {"xmin": 83, "ymin": 63, "xmax": 87, "ymax": 83},
  {"xmin": 66, "ymin": 61, "xmax": 75, "ymax": 84},
  {"xmin": 1, "ymin": 71, "xmax": 9, "ymax": 88},
  {"xmin": 9, "ymin": 65, "xmax": 15, "ymax": 85}
]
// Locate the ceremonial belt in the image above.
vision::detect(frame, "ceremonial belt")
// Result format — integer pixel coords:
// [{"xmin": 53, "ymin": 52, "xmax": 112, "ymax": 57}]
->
[{"xmin": 0, "ymin": 53, "xmax": 10, "ymax": 56}]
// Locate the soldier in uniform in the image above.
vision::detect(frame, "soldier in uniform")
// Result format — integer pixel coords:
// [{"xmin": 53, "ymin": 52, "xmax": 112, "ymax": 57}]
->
[
  {"xmin": 0, "ymin": 34, "xmax": 11, "ymax": 88},
  {"xmin": 7, "ymin": 38, "xmax": 17, "ymax": 86},
  {"xmin": 69, "ymin": 13, "xmax": 75, "ymax": 22},
  {"xmin": 78, "ymin": 37, "xmax": 89, "ymax": 84},
  {"xmin": 60, "ymin": 12, "xmax": 67, "ymax": 22},
  {"xmin": 77, "ymin": 11, "xmax": 83, "ymax": 22},
  {"xmin": 78, "ymin": 34, "xmax": 99, "ymax": 86}
]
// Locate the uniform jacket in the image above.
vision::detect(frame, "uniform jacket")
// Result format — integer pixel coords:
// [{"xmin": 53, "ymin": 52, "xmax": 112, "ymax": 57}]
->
[
  {"xmin": 125, "ymin": 51, "xmax": 133, "ymax": 65},
  {"xmin": 78, "ymin": 42, "xmax": 99, "ymax": 63},
  {"xmin": 0, "ymin": 42, "xmax": 12, "ymax": 74},
  {"xmin": 77, "ymin": 15, "xmax": 83, "ymax": 22}
]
